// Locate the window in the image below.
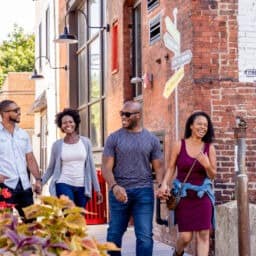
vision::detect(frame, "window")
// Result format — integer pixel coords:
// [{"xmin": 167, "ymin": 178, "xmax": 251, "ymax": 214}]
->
[
  {"xmin": 149, "ymin": 14, "xmax": 161, "ymax": 45},
  {"xmin": 147, "ymin": 0, "xmax": 159, "ymax": 12},
  {"xmin": 111, "ymin": 21, "xmax": 118, "ymax": 73},
  {"xmin": 76, "ymin": 0, "xmax": 105, "ymax": 149},
  {"xmin": 132, "ymin": 3, "xmax": 142, "ymax": 98}
]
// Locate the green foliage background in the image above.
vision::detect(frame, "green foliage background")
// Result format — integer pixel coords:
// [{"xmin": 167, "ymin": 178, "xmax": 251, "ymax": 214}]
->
[{"xmin": 0, "ymin": 24, "xmax": 35, "ymax": 86}]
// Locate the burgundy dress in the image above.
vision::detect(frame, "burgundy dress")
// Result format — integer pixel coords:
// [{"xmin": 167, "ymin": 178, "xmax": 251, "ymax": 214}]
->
[{"xmin": 175, "ymin": 139, "xmax": 213, "ymax": 232}]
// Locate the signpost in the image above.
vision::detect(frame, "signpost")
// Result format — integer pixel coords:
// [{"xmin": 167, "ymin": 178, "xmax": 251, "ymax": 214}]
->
[
  {"xmin": 163, "ymin": 67, "xmax": 184, "ymax": 99},
  {"xmin": 164, "ymin": 16, "xmax": 180, "ymax": 46},
  {"xmin": 171, "ymin": 49, "xmax": 192, "ymax": 70},
  {"xmin": 163, "ymin": 32, "xmax": 179, "ymax": 55}
]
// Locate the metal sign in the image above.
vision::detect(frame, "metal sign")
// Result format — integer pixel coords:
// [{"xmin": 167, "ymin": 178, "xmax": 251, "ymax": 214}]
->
[
  {"xmin": 163, "ymin": 32, "xmax": 179, "ymax": 54},
  {"xmin": 163, "ymin": 67, "xmax": 184, "ymax": 99},
  {"xmin": 171, "ymin": 49, "xmax": 192, "ymax": 70},
  {"xmin": 164, "ymin": 16, "xmax": 180, "ymax": 46},
  {"xmin": 244, "ymin": 69, "xmax": 256, "ymax": 77}
]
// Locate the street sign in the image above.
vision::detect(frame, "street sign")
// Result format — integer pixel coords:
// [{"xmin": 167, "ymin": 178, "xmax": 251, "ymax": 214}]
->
[
  {"xmin": 244, "ymin": 69, "xmax": 256, "ymax": 77},
  {"xmin": 164, "ymin": 16, "xmax": 180, "ymax": 46},
  {"xmin": 171, "ymin": 49, "xmax": 192, "ymax": 70},
  {"xmin": 163, "ymin": 32, "xmax": 179, "ymax": 54},
  {"xmin": 163, "ymin": 67, "xmax": 184, "ymax": 99}
]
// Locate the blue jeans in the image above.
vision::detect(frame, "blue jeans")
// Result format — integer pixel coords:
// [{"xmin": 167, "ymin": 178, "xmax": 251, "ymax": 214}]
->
[
  {"xmin": 107, "ymin": 187, "xmax": 154, "ymax": 256},
  {"xmin": 56, "ymin": 183, "xmax": 89, "ymax": 207}
]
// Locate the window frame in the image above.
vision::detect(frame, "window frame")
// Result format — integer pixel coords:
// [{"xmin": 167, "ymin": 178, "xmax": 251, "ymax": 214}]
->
[{"xmin": 76, "ymin": 0, "xmax": 106, "ymax": 150}]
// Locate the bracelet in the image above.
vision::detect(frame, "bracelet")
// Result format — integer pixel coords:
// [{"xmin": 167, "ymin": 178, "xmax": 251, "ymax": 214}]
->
[{"xmin": 110, "ymin": 183, "xmax": 118, "ymax": 191}]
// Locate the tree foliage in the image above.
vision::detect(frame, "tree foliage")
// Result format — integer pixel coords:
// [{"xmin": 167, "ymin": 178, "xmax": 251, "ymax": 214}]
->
[{"xmin": 0, "ymin": 24, "xmax": 35, "ymax": 86}]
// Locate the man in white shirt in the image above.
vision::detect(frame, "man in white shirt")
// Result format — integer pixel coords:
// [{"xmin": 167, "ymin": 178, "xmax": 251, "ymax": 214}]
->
[{"xmin": 0, "ymin": 100, "xmax": 41, "ymax": 220}]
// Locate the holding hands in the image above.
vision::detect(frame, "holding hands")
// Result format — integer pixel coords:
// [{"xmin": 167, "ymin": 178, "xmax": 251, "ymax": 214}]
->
[{"xmin": 112, "ymin": 184, "xmax": 128, "ymax": 203}]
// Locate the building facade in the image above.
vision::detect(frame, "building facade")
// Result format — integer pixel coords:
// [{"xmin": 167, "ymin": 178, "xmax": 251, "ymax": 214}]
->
[{"xmin": 33, "ymin": 0, "xmax": 256, "ymax": 253}]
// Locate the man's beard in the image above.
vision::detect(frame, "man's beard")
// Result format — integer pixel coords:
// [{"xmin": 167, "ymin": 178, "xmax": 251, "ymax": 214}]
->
[{"xmin": 9, "ymin": 117, "xmax": 20, "ymax": 123}]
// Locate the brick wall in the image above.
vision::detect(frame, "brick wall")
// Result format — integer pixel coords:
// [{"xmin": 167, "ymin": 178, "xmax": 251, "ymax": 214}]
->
[
  {"xmin": 0, "ymin": 72, "xmax": 35, "ymax": 132},
  {"xmin": 106, "ymin": 0, "xmax": 256, "ymax": 252}
]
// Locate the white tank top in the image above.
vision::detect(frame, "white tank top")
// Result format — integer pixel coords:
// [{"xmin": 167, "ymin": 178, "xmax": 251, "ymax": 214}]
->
[{"xmin": 57, "ymin": 139, "xmax": 87, "ymax": 187}]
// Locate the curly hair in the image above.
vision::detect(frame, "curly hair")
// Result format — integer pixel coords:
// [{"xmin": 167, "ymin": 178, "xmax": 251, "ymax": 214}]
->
[
  {"xmin": 184, "ymin": 111, "xmax": 215, "ymax": 143},
  {"xmin": 55, "ymin": 108, "xmax": 81, "ymax": 132}
]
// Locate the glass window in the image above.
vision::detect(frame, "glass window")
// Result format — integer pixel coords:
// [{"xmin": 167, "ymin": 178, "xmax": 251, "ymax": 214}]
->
[
  {"xmin": 88, "ymin": 0, "xmax": 100, "ymax": 38},
  {"xmin": 89, "ymin": 103, "xmax": 101, "ymax": 147},
  {"xmin": 89, "ymin": 38, "xmax": 101, "ymax": 101},
  {"xmin": 78, "ymin": 51, "xmax": 87, "ymax": 105},
  {"xmin": 76, "ymin": 0, "xmax": 105, "ymax": 149}
]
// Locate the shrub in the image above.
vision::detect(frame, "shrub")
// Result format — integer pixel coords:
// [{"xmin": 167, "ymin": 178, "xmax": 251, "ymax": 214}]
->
[{"xmin": 0, "ymin": 195, "xmax": 119, "ymax": 256}]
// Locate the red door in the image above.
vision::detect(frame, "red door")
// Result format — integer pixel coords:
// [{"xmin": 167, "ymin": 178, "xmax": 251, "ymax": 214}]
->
[{"xmin": 85, "ymin": 170, "xmax": 107, "ymax": 224}]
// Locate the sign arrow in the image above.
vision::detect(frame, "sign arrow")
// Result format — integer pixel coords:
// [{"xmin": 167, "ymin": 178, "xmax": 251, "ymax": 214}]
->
[
  {"xmin": 171, "ymin": 49, "xmax": 192, "ymax": 70},
  {"xmin": 163, "ymin": 67, "xmax": 184, "ymax": 99},
  {"xmin": 164, "ymin": 16, "xmax": 180, "ymax": 46},
  {"xmin": 163, "ymin": 32, "xmax": 179, "ymax": 54}
]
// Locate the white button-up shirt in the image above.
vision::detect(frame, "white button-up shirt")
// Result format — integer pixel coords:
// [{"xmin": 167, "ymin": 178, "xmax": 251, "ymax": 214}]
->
[{"xmin": 0, "ymin": 123, "xmax": 32, "ymax": 190}]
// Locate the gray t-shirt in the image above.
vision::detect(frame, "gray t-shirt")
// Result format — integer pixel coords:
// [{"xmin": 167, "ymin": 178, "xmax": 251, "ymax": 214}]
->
[{"xmin": 103, "ymin": 128, "xmax": 162, "ymax": 189}]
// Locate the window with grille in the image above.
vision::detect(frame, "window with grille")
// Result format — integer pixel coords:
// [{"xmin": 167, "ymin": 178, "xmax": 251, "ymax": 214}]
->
[
  {"xmin": 149, "ymin": 14, "xmax": 161, "ymax": 45},
  {"xmin": 147, "ymin": 0, "xmax": 159, "ymax": 12}
]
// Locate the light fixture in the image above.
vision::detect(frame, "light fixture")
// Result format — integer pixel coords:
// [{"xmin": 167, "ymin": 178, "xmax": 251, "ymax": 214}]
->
[
  {"xmin": 30, "ymin": 56, "xmax": 68, "ymax": 80},
  {"xmin": 54, "ymin": 10, "xmax": 110, "ymax": 44},
  {"xmin": 130, "ymin": 73, "xmax": 153, "ymax": 88}
]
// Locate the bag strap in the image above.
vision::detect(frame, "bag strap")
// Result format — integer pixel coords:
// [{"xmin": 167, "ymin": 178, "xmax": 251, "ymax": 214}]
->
[
  {"xmin": 182, "ymin": 143, "xmax": 205, "ymax": 184},
  {"xmin": 182, "ymin": 159, "xmax": 197, "ymax": 184}
]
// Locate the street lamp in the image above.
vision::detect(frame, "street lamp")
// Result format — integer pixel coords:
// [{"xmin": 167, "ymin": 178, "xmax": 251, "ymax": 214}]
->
[
  {"xmin": 54, "ymin": 10, "xmax": 110, "ymax": 44},
  {"xmin": 30, "ymin": 56, "xmax": 68, "ymax": 80}
]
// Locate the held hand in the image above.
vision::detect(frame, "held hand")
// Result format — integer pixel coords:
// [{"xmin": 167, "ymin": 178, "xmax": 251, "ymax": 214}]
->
[
  {"xmin": 112, "ymin": 185, "xmax": 128, "ymax": 203},
  {"xmin": 34, "ymin": 180, "xmax": 42, "ymax": 195},
  {"xmin": 0, "ymin": 174, "xmax": 9, "ymax": 183},
  {"xmin": 96, "ymin": 192, "xmax": 103, "ymax": 204},
  {"xmin": 156, "ymin": 183, "xmax": 170, "ymax": 200}
]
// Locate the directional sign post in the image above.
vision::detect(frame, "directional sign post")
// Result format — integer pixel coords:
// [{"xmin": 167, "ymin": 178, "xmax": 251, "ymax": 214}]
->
[
  {"xmin": 164, "ymin": 16, "xmax": 180, "ymax": 48},
  {"xmin": 163, "ymin": 32, "xmax": 179, "ymax": 55},
  {"xmin": 171, "ymin": 49, "xmax": 192, "ymax": 70},
  {"xmin": 163, "ymin": 67, "xmax": 184, "ymax": 99}
]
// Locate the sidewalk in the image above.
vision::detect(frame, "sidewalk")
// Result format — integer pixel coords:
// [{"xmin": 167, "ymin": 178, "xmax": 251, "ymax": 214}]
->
[{"xmin": 86, "ymin": 224, "xmax": 190, "ymax": 256}]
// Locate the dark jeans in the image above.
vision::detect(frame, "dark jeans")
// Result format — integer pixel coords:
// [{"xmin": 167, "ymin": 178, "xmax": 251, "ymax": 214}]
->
[
  {"xmin": 0, "ymin": 180, "xmax": 34, "ymax": 219},
  {"xmin": 56, "ymin": 182, "xmax": 89, "ymax": 207},
  {"xmin": 107, "ymin": 187, "xmax": 154, "ymax": 256}
]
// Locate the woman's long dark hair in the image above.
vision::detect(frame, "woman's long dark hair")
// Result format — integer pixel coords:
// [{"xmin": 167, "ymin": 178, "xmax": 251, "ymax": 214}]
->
[{"xmin": 184, "ymin": 111, "xmax": 215, "ymax": 143}]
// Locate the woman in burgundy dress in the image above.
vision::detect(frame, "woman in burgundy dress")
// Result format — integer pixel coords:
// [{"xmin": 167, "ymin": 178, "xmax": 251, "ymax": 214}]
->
[{"xmin": 157, "ymin": 111, "xmax": 216, "ymax": 256}]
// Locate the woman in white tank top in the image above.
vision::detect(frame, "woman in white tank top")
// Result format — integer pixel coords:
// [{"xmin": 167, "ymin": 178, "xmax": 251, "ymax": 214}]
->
[{"xmin": 42, "ymin": 108, "xmax": 103, "ymax": 207}]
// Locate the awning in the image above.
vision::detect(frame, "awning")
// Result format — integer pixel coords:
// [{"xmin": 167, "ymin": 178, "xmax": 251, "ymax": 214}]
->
[{"xmin": 28, "ymin": 90, "xmax": 47, "ymax": 113}]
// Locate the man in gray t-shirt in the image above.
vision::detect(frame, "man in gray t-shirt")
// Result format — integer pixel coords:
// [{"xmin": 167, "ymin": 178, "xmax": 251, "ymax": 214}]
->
[{"xmin": 102, "ymin": 101, "xmax": 164, "ymax": 256}]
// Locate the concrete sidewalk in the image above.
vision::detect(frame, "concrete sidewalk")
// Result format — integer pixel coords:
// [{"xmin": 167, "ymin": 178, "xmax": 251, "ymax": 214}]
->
[{"xmin": 86, "ymin": 224, "xmax": 190, "ymax": 256}]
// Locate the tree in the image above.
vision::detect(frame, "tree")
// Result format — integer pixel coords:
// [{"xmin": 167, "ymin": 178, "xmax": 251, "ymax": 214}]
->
[{"xmin": 0, "ymin": 24, "xmax": 35, "ymax": 86}]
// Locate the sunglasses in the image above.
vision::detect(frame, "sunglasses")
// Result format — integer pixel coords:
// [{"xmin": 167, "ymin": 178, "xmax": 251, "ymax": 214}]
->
[
  {"xmin": 4, "ymin": 108, "xmax": 21, "ymax": 113},
  {"xmin": 120, "ymin": 111, "xmax": 140, "ymax": 118}
]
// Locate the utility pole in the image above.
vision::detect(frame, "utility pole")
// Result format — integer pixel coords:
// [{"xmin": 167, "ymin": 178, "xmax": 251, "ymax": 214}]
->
[{"xmin": 234, "ymin": 116, "xmax": 250, "ymax": 256}]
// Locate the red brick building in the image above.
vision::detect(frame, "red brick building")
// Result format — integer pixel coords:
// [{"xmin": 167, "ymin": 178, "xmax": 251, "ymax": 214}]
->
[{"xmin": 106, "ymin": 0, "xmax": 256, "ymax": 205}]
